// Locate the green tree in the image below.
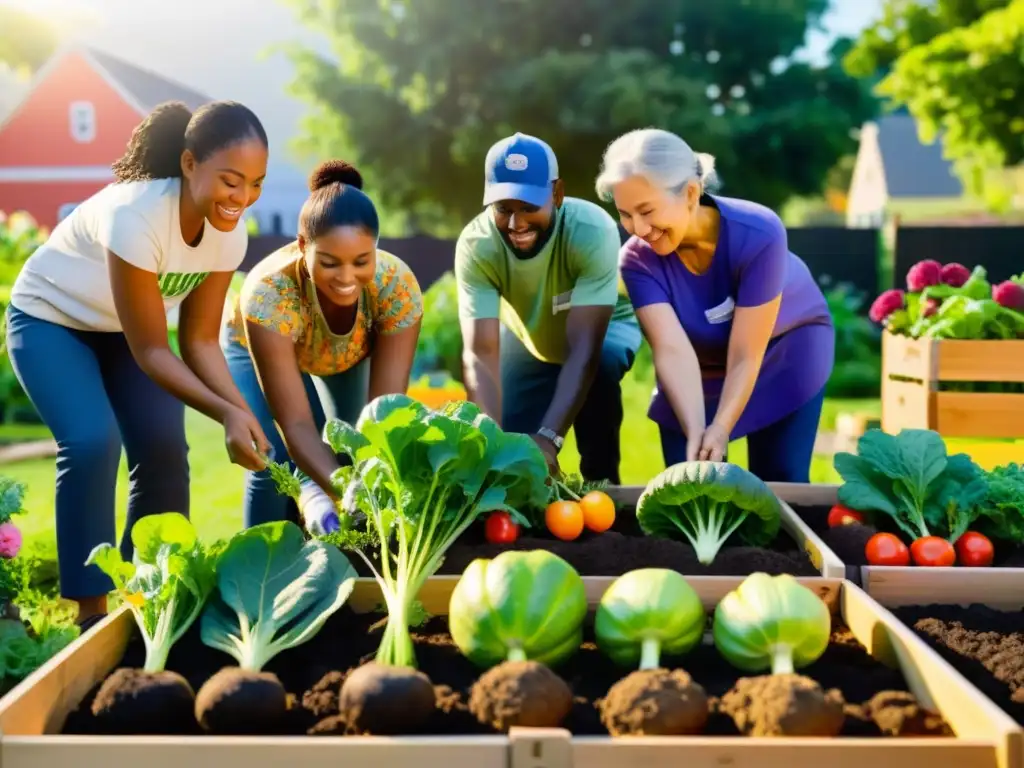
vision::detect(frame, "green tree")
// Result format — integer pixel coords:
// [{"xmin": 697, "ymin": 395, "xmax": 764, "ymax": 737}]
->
[
  {"xmin": 282, "ymin": 0, "xmax": 874, "ymax": 234},
  {"xmin": 0, "ymin": 8, "xmax": 57, "ymax": 76}
]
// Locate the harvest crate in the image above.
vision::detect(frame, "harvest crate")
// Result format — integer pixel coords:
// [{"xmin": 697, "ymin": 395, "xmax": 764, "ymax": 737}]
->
[
  {"xmin": 770, "ymin": 483, "xmax": 1024, "ymax": 598},
  {"xmin": 881, "ymin": 332, "xmax": 1024, "ymax": 439},
  {"xmin": 0, "ymin": 576, "xmax": 1019, "ymax": 768},
  {"xmin": 609, "ymin": 485, "xmax": 847, "ymax": 578}
]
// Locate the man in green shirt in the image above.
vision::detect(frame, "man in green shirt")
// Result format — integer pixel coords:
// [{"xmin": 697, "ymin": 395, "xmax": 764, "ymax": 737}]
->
[{"xmin": 455, "ymin": 132, "xmax": 640, "ymax": 483}]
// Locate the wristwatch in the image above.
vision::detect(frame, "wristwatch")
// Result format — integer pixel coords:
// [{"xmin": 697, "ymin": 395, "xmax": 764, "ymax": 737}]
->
[{"xmin": 537, "ymin": 426, "xmax": 564, "ymax": 450}]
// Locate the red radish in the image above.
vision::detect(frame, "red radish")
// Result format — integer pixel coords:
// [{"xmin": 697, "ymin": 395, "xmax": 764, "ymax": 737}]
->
[
  {"xmin": 826, "ymin": 504, "xmax": 865, "ymax": 528},
  {"xmin": 954, "ymin": 531, "xmax": 994, "ymax": 567},
  {"xmin": 910, "ymin": 536, "xmax": 956, "ymax": 567},
  {"xmin": 864, "ymin": 533, "xmax": 910, "ymax": 566},
  {"xmin": 484, "ymin": 512, "xmax": 520, "ymax": 544}
]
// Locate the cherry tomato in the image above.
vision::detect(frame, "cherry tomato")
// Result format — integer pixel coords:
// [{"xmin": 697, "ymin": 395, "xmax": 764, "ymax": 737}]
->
[
  {"xmin": 864, "ymin": 532, "xmax": 911, "ymax": 566},
  {"xmin": 955, "ymin": 531, "xmax": 994, "ymax": 567},
  {"xmin": 827, "ymin": 504, "xmax": 866, "ymax": 528},
  {"xmin": 579, "ymin": 491, "xmax": 616, "ymax": 533},
  {"xmin": 910, "ymin": 536, "xmax": 956, "ymax": 567},
  {"xmin": 545, "ymin": 500, "xmax": 584, "ymax": 541},
  {"xmin": 484, "ymin": 511, "xmax": 520, "ymax": 544}
]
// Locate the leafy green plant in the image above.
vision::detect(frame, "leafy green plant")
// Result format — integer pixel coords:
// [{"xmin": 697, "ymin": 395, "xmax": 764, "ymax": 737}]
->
[
  {"xmin": 636, "ymin": 462, "xmax": 781, "ymax": 565},
  {"xmin": 324, "ymin": 394, "xmax": 550, "ymax": 669},
  {"xmin": 412, "ymin": 271, "xmax": 463, "ymax": 381},
  {"xmin": 87, "ymin": 513, "xmax": 218, "ymax": 673}
]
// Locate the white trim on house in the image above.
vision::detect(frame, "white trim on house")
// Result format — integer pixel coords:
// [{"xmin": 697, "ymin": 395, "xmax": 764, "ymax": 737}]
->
[
  {"xmin": 0, "ymin": 166, "xmax": 115, "ymax": 182},
  {"xmin": 80, "ymin": 48, "xmax": 148, "ymax": 116}
]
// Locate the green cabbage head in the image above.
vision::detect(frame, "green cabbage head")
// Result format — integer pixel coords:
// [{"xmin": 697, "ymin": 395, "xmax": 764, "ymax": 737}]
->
[
  {"xmin": 637, "ymin": 462, "xmax": 781, "ymax": 565},
  {"xmin": 594, "ymin": 568, "xmax": 705, "ymax": 669},
  {"xmin": 712, "ymin": 572, "xmax": 831, "ymax": 674},
  {"xmin": 448, "ymin": 550, "xmax": 587, "ymax": 668}
]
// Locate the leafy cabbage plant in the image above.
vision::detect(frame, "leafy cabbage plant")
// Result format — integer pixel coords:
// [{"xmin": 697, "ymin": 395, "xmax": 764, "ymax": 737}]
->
[
  {"xmin": 325, "ymin": 394, "xmax": 549, "ymax": 668},
  {"xmin": 87, "ymin": 512, "xmax": 217, "ymax": 672},
  {"xmin": 636, "ymin": 462, "xmax": 781, "ymax": 565}
]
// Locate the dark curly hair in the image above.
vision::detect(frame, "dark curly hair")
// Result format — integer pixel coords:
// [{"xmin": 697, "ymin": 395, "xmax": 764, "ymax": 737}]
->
[
  {"xmin": 111, "ymin": 100, "xmax": 268, "ymax": 183},
  {"xmin": 299, "ymin": 159, "xmax": 379, "ymax": 240}
]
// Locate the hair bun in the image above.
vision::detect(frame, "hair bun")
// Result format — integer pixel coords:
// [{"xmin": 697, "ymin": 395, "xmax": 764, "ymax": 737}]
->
[{"xmin": 309, "ymin": 160, "xmax": 363, "ymax": 192}]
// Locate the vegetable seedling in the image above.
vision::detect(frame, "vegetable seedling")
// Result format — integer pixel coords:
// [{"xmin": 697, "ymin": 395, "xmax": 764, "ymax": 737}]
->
[
  {"xmin": 713, "ymin": 573, "xmax": 844, "ymax": 736},
  {"xmin": 195, "ymin": 521, "xmax": 357, "ymax": 734},
  {"xmin": 594, "ymin": 569, "xmax": 709, "ymax": 735},
  {"xmin": 636, "ymin": 462, "xmax": 781, "ymax": 565},
  {"xmin": 85, "ymin": 513, "xmax": 218, "ymax": 735},
  {"xmin": 449, "ymin": 550, "xmax": 584, "ymax": 730}
]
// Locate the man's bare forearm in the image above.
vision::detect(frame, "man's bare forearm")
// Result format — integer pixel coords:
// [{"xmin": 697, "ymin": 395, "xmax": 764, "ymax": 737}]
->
[
  {"xmin": 463, "ymin": 349, "xmax": 502, "ymax": 423},
  {"xmin": 539, "ymin": 343, "xmax": 600, "ymax": 436}
]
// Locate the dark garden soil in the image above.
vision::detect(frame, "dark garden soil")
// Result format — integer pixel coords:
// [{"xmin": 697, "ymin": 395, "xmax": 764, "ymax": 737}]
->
[
  {"xmin": 891, "ymin": 603, "xmax": 1024, "ymax": 725},
  {"xmin": 377, "ymin": 504, "xmax": 817, "ymax": 579},
  {"xmin": 791, "ymin": 504, "xmax": 1024, "ymax": 568},
  {"xmin": 62, "ymin": 607, "xmax": 950, "ymax": 738}
]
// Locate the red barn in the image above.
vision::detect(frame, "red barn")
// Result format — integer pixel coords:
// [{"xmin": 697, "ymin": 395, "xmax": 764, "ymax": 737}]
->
[{"xmin": 0, "ymin": 45, "xmax": 210, "ymax": 229}]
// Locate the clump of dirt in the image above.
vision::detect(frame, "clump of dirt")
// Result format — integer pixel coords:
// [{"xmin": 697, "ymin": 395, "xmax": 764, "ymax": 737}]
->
[
  {"xmin": 336, "ymin": 661, "xmax": 436, "ymax": 735},
  {"xmin": 469, "ymin": 660, "xmax": 573, "ymax": 731},
  {"xmin": 194, "ymin": 667, "xmax": 288, "ymax": 735},
  {"xmin": 864, "ymin": 690, "xmax": 952, "ymax": 736},
  {"xmin": 599, "ymin": 668, "xmax": 708, "ymax": 736},
  {"xmin": 892, "ymin": 603, "xmax": 1024, "ymax": 724},
  {"xmin": 718, "ymin": 674, "xmax": 846, "ymax": 737},
  {"xmin": 90, "ymin": 668, "xmax": 197, "ymax": 735}
]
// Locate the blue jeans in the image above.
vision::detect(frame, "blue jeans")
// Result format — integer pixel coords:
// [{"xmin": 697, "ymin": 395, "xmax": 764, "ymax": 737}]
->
[
  {"xmin": 4, "ymin": 305, "xmax": 189, "ymax": 599},
  {"xmin": 658, "ymin": 387, "xmax": 826, "ymax": 483},
  {"xmin": 500, "ymin": 319, "xmax": 642, "ymax": 484},
  {"xmin": 221, "ymin": 335, "xmax": 369, "ymax": 527}
]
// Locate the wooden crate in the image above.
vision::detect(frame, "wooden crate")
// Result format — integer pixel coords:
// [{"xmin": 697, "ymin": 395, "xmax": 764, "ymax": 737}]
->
[
  {"xmin": 769, "ymin": 483, "xmax": 1024, "ymax": 601},
  {"xmin": 609, "ymin": 485, "xmax": 846, "ymax": 578},
  {"xmin": 0, "ymin": 576, "xmax": 1020, "ymax": 768},
  {"xmin": 881, "ymin": 332, "xmax": 1024, "ymax": 439}
]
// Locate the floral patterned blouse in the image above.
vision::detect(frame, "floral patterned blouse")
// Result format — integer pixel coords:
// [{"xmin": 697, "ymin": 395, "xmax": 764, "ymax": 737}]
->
[{"xmin": 223, "ymin": 242, "xmax": 423, "ymax": 377}]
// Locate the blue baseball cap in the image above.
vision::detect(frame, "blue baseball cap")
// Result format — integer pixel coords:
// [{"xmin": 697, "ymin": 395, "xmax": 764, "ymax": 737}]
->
[{"xmin": 482, "ymin": 132, "xmax": 559, "ymax": 208}]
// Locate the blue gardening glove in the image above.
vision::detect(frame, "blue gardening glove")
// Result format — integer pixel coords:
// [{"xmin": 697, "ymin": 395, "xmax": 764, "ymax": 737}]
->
[{"xmin": 298, "ymin": 483, "xmax": 340, "ymax": 536}]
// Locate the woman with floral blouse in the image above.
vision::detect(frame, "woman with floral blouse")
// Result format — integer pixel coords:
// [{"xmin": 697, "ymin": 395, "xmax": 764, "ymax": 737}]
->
[{"xmin": 220, "ymin": 160, "xmax": 423, "ymax": 533}]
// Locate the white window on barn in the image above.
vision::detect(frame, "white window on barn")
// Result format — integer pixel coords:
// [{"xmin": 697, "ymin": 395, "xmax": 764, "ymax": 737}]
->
[{"xmin": 69, "ymin": 101, "xmax": 96, "ymax": 143}]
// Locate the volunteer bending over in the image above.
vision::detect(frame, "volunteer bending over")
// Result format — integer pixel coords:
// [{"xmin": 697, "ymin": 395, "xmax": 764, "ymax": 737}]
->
[
  {"xmin": 7, "ymin": 100, "xmax": 272, "ymax": 622},
  {"xmin": 596, "ymin": 128, "xmax": 834, "ymax": 482},
  {"xmin": 222, "ymin": 160, "xmax": 423, "ymax": 533}
]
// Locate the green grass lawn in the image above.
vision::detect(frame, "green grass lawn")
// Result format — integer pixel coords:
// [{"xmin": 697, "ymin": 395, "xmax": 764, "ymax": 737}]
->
[{"xmin": 7, "ymin": 366, "xmax": 877, "ymax": 566}]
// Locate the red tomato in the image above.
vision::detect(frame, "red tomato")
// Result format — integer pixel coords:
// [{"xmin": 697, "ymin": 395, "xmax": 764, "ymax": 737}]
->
[
  {"xmin": 955, "ymin": 531, "xmax": 994, "ymax": 567},
  {"xmin": 827, "ymin": 504, "xmax": 865, "ymax": 528},
  {"xmin": 864, "ymin": 533, "xmax": 911, "ymax": 566},
  {"xmin": 484, "ymin": 512, "xmax": 520, "ymax": 544},
  {"xmin": 910, "ymin": 536, "xmax": 956, "ymax": 567}
]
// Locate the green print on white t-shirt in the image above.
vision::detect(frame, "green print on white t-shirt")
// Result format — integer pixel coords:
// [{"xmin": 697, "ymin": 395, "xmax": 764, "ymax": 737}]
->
[{"xmin": 158, "ymin": 271, "xmax": 209, "ymax": 298}]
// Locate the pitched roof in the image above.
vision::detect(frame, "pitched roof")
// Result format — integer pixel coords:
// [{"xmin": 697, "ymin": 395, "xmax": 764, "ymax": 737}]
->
[
  {"xmin": 875, "ymin": 113, "xmax": 963, "ymax": 198},
  {"xmin": 84, "ymin": 46, "xmax": 211, "ymax": 113}
]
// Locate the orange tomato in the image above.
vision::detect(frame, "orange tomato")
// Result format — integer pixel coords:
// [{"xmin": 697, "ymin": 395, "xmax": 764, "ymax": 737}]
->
[
  {"xmin": 579, "ymin": 491, "xmax": 615, "ymax": 533},
  {"xmin": 545, "ymin": 500, "xmax": 584, "ymax": 541}
]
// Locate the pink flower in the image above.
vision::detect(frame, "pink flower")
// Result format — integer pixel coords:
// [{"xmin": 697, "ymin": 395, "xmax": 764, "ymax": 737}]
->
[
  {"xmin": 940, "ymin": 263, "xmax": 970, "ymax": 288},
  {"xmin": 906, "ymin": 260, "xmax": 942, "ymax": 292},
  {"xmin": 0, "ymin": 522, "xmax": 21, "ymax": 559},
  {"xmin": 869, "ymin": 289, "xmax": 906, "ymax": 324},
  {"xmin": 993, "ymin": 281, "xmax": 1024, "ymax": 311}
]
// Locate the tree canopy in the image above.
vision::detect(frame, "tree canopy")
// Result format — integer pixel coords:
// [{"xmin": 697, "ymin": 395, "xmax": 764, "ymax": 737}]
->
[{"xmin": 283, "ymin": 0, "xmax": 874, "ymax": 234}]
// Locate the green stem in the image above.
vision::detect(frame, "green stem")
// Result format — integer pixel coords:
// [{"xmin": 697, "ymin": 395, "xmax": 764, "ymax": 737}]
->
[
  {"xmin": 555, "ymin": 480, "xmax": 580, "ymax": 501},
  {"xmin": 507, "ymin": 646, "xmax": 527, "ymax": 662},
  {"xmin": 770, "ymin": 645, "xmax": 794, "ymax": 675},
  {"xmin": 639, "ymin": 637, "xmax": 661, "ymax": 670}
]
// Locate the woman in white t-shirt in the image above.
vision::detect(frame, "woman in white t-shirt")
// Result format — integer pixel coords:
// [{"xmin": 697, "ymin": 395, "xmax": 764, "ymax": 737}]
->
[{"xmin": 6, "ymin": 100, "xmax": 272, "ymax": 624}]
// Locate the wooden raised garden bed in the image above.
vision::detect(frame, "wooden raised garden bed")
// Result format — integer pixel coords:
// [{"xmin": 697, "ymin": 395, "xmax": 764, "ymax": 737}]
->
[
  {"xmin": 770, "ymin": 483, "xmax": 1024, "ymax": 594},
  {"xmin": 882, "ymin": 332, "xmax": 1024, "ymax": 439},
  {"xmin": 0, "ymin": 575, "xmax": 1019, "ymax": 768},
  {"xmin": 431, "ymin": 484, "xmax": 846, "ymax": 579}
]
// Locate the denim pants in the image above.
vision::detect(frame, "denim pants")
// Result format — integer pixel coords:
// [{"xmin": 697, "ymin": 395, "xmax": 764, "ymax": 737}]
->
[
  {"xmin": 500, "ymin": 319, "xmax": 642, "ymax": 484},
  {"xmin": 658, "ymin": 387, "xmax": 826, "ymax": 483},
  {"xmin": 4, "ymin": 305, "xmax": 190, "ymax": 599},
  {"xmin": 221, "ymin": 334, "xmax": 369, "ymax": 528}
]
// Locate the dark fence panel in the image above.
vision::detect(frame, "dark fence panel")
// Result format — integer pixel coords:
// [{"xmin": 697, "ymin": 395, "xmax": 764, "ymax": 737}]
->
[
  {"xmin": 244, "ymin": 226, "xmax": 880, "ymax": 295},
  {"xmin": 893, "ymin": 226, "xmax": 1024, "ymax": 287}
]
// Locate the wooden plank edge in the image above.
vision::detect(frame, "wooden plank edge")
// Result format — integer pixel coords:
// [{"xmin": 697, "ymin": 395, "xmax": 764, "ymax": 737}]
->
[
  {"xmin": 861, "ymin": 568, "xmax": 1024, "ymax": 611},
  {"xmin": 841, "ymin": 582, "xmax": 1022, "ymax": 768}
]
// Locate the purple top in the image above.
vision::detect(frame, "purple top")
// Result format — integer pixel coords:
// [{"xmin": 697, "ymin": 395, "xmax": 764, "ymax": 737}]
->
[{"xmin": 620, "ymin": 195, "xmax": 834, "ymax": 439}]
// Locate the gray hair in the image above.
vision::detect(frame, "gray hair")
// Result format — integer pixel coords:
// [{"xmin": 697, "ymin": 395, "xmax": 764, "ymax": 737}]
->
[{"xmin": 595, "ymin": 128, "xmax": 720, "ymax": 202}]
